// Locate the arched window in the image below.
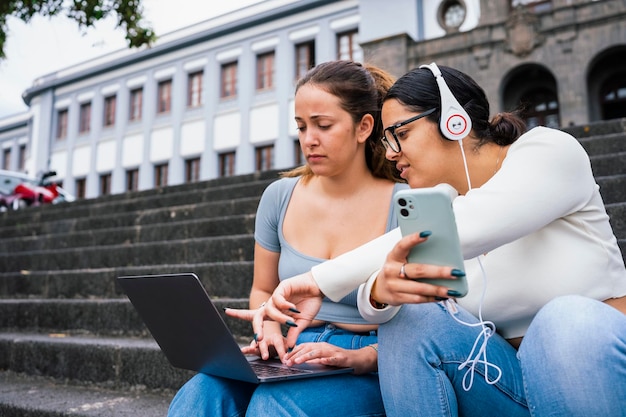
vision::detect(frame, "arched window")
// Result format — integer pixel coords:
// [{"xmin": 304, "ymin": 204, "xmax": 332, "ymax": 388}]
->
[
  {"xmin": 520, "ymin": 88, "xmax": 560, "ymax": 129},
  {"xmin": 586, "ymin": 46, "xmax": 626, "ymax": 122},
  {"xmin": 600, "ymin": 76, "xmax": 626, "ymax": 120},
  {"xmin": 501, "ymin": 64, "xmax": 559, "ymax": 129}
]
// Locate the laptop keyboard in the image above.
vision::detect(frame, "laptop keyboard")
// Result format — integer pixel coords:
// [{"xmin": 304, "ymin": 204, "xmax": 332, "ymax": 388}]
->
[{"xmin": 249, "ymin": 361, "xmax": 312, "ymax": 378}]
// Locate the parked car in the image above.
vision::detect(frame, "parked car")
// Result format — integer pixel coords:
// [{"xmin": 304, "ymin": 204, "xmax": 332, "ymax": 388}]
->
[{"xmin": 0, "ymin": 169, "xmax": 75, "ymax": 211}]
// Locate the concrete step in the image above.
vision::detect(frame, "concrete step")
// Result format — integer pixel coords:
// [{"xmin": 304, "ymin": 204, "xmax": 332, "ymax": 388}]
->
[
  {"xmin": 589, "ymin": 151, "xmax": 626, "ymax": 177},
  {"xmin": 0, "ymin": 261, "xmax": 254, "ymax": 299},
  {"xmin": 0, "ymin": 299, "xmax": 144, "ymax": 336},
  {"xmin": 578, "ymin": 132, "xmax": 626, "ymax": 156},
  {"xmin": 564, "ymin": 117, "xmax": 626, "ymax": 138},
  {"xmin": 0, "ymin": 332, "xmax": 194, "ymax": 391},
  {"xmin": 0, "ymin": 213, "xmax": 256, "ymax": 253},
  {"xmin": 0, "ymin": 196, "xmax": 260, "ymax": 239},
  {"xmin": 0, "ymin": 235, "xmax": 255, "ymax": 273},
  {"xmin": 0, "ymin": 370, "xmax": 174, "ymax": 417},
  {"xmin": 597, "ymin": 174, "xmax": 626, "ymax": 205},
  {"xmin": 0, "ymin": 168, "xmax": 280, "ymax": 220},
  {"xmin": 0, "ymin": 298, "xmax": 252, "ymax": 340},
  {"xmin": 0, "ymin": 180, "xmax": 270, "ymax": 231}
]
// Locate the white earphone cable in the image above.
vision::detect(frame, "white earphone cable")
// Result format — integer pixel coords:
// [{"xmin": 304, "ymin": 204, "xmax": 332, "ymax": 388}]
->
[
  {"xmin": 458, "ymin": 139, "xmax": 472, "ymax": 191},
  {"xmin": 447, "ymin": 139, "xmax": 502, "ymax": 391}
]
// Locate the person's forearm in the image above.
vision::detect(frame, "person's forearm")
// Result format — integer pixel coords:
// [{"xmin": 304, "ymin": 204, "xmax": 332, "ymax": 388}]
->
[
  {"xmin": 311, "ymin": 228, "xmax": 402, "ymax": 301},
  {"xmin": 249, "ymin": 286, "xmax": 273, "ymax": 309}
]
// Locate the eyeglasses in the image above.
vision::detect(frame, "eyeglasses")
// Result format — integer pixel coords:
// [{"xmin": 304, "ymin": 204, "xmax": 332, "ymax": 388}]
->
[{"xmin": 381, "ymin": 108, "xmax": 437, "ymax": 153}]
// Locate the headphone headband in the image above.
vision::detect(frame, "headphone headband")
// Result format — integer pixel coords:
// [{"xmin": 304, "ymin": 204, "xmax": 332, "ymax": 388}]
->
[{"xmin": 419, "ymin": 63, "xmax": 472, "ymax": 141}]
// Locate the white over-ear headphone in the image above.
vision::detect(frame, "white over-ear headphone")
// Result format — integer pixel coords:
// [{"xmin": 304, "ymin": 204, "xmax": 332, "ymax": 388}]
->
[{"xmin": 420, "ymin": 63, "xmax": 472, "ymax": 141}]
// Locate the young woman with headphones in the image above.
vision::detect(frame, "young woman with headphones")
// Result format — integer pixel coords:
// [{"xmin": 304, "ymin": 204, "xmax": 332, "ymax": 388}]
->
[{"xmin": 228, "ymin": 63, "xmax": 626, "ymax": 416}]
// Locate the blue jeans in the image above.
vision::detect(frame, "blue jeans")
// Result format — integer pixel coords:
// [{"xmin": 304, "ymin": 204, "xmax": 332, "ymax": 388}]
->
[
  {"xmin": 167, "ymin": 324, "xmax": 382, "ymax": 417},
  {"xmin": 378, "ymin": 295, "xmax": 626, "ymax": 417},
  {"xmin": 519, "ymin": 295, "xmax": 626, "ymax": 416}
]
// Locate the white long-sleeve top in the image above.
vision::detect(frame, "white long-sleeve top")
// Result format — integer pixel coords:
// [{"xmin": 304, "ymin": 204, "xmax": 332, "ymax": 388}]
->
[{"xmin": 311, "ymin": 127, "xmax": 626, "ymax": 339}]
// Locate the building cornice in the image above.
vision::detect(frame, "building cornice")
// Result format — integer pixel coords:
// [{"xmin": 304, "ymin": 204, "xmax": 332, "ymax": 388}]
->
[
  {"xmin": 21, "ymin": 0, "xmax": 341, "ymax": 105},
  {"xmin": 0, "ymin": 111, "xmax": 31, "ymax": 131}
]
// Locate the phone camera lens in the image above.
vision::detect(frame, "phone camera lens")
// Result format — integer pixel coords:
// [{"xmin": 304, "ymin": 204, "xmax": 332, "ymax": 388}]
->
[
  {"xmin": 400, "ymin": 208, "xmax": 409, "ymax": 217},
  {"xmin": 398, "ymin": 198, "xmax": 407, "ymax": 207}
]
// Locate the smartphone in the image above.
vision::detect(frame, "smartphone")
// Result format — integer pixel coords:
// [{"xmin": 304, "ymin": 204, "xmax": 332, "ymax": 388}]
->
[{"xmin": 394, "ymin": 186, "xmax": 467, "ymax": 297}]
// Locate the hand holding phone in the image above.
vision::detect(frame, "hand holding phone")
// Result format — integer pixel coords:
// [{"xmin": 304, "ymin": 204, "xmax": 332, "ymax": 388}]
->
[{"xmin": 394, "ymin": 185, "xmax": 467, "ymax": 297}]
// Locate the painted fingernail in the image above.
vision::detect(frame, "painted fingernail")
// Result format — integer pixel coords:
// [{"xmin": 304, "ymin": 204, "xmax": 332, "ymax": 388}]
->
[
  {"xmin": 420, "ymin": 230, "xmax": 432, "ymax": 238},
  {"xmin": 253, "ymin": 333, "xmax": 258, "ymax": 342},
  {"xmin": 288, "ymin": 346, "xmax": 294, "ymax": 352},
  {"xmin": 289, "ymin": 307, "xmax": 301, "ymax": 314},
  {"xmin": 451, "ymin": 269, "xmax": 466, "ymax": 277},
  {"xmin": 447, "ymin": 290, "xmax": 462, "ymax": 297},
  {"xmin": 286, "ymin": 321, "xmax": 298, "ymax": 327},
  {"xmin": 435, "ymin": 297, "xmax": 448, "ymax": 301}
]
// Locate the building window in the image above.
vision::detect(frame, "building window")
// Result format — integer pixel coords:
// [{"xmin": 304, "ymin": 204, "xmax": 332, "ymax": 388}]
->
[
  {"xmin": 337, "ymin": 30, "xmax": 362, "ymax": 62},
  {"xmin": 99, "ymin": 172, "xmax": 112, "ymax": 196},
  {"xmin": 129, "ymin": 88, "xmax": 143, "ymax": 121},
  {"xmin": 154, "ymin": 163, "xmax": 168, "ymax": 187},
  {"xmin": 187, "ymin": 71, "xmax": 203, "ymax": 108},
  {"xmin": 75, "ymin": 178, "xmax": 86, "ymax": 199},
  {"xmin": 126, "ymin": 168, "xmax": 139, "ymax": 192},
  {"xmin": 520, "ymin": 87, "xmax": 560, "ymax": 129},
  {"xmin": 79, "ymin": 102, "xmax": 91, "ymax": 134},
  {"xmin": 218, "ymin": 152, "xmax": 236, "ymax": 177},
  {"xmin": 294, "ymin": 139, "xmax": 304, "ymax": 166},
  {"xmin": 255, "ymin": 145, "xmax": 274, "ymax": 171},
  {"xmin": 185, "ymin": 157, "xmax": 201, "ymax": 183},
  {"xmin": 157, "ymin": 79, "xmax": 172, "ymax": 114},
  {"xmin": 57, "ymin": 108, "xmax": 68, "ymax": 139},
  {"xmin": 220, "ymin": 62, "xmax": 238, "ymax": 99},
  {"xmin": 600, "ymin": 77, "xmax": 626, "ymax": 120},
  {"xmin": 439, "ymin": 0, "xmax": 467, "ymax": 30},
  {"xmin": 295, "ymin": 41, "xmax": 315, "ymax": 80},
  {"xmin": 103, "ymin": 95, "xmax": 116, "ymax": 127},
  {"xmin": 2, "ymin": 148, "xmax": 10, "ymax": 170},
  {"xmin": 18, "ymin": 145, "xmax": 26, "ymax": 171},
  {"xmin": 256, "ymin": 51, "xmax": 275, "ymax": 91}
]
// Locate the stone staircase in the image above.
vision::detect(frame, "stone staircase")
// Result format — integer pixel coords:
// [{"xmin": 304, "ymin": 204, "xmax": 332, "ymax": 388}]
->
[
  {"xmin": 0, "ymin": 169, "xmax": 281, "ymax": 416},
  {"xmin": 0, "ymin": 119, "xmax": 625, "ymax": 416},
  {"xmin": 564, "ymin": 119, "xmax": 626, "ymax": 257}
]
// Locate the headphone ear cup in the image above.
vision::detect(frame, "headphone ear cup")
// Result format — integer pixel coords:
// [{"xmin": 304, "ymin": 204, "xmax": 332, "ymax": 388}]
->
[
  {"xmin": 420, "ymin": 63, "xmax": 472, "ymax": 141},
  {"xmin": 438, "ymin": 98, "xmax": 471, "ymax": 141}
]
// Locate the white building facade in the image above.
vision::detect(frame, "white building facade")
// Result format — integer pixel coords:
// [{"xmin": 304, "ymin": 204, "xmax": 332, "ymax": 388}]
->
[{"xmin": 1, "ymin": 0, "xmax": 483, "ymax": 199}]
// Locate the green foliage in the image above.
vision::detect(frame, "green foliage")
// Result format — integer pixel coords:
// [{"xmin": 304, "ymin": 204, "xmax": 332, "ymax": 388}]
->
[{"xmin": 0, "ymin": 0, "xmax": 156, "ymax": 59}]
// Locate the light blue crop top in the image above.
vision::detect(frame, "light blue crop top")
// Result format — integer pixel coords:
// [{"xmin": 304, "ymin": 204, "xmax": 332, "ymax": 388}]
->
[{"xmin": 254, "ymin": 176, "xmax": 408, "ymax": 324}]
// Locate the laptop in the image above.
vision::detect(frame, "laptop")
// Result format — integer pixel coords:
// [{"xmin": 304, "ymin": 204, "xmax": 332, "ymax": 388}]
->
[{"xmin": 117, "ymin": 272, "xmax": 353, "ymax": 383}]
